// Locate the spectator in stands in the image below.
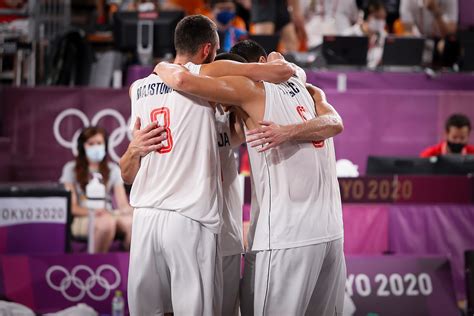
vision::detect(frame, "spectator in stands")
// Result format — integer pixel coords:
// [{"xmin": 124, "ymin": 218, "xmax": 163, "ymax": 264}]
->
[
  {"xmin": 399, "ymin": 0, "xmax": 458, "ymax": 37},
  {"xmin": 251, "ymin": 0, "xmax": 307, "ymax": 53},
  {"xmin": 343, "ymin": 0, "xmax": 387, "ymax": 68},
  {"xmin": 60, "ymin": 126, "xmax": 133, "ymax": 252},
  {"xmin": 421, "ymin": 114, "xmax": 474, "ymax": 157},
  {"xmin": 210, "ymin": 0, "xmax": 247, "ymax": 52},
  {"xmin": 301, "ymin": 0, "xmax": 360, "ymax": 49}
]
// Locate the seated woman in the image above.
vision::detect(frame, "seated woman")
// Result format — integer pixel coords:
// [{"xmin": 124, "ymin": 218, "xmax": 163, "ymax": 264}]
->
[{"xmin": 60, "ymin": 126, "xmax": 133, "ymax": 252}]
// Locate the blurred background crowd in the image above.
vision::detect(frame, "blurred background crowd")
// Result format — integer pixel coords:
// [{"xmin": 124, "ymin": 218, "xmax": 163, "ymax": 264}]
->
[{"xmin": 0, "ymin": 0, "xmax": 473, "ymax": 87}]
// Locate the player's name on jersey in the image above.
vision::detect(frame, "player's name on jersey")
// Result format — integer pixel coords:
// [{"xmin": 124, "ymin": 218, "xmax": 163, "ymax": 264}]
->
[
  {"xmin": 218, "ymin": 132, "xmax": 230, "ymax": 148},
  {"xmin": 278, "ymin": 81, "xmax": 301, "ymax": 98},
  {"xmin": 136, "ymin": 82, "xmax": 173, "ymax": 101}
]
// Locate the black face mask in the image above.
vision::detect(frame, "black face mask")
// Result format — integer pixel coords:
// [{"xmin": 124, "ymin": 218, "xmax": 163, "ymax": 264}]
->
[{"xmin": 447, "ymin": 141, "xmax": 466, "ymax": 154}]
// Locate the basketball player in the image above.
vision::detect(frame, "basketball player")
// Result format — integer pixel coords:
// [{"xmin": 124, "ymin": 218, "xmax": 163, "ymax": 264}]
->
[
  {"xmin": 120, "ymin": 15, "xmax": 295, "ymax": 315},
  {"xmin": 155, "ymin": 51, "xmax": 346, "ymax": 315}
]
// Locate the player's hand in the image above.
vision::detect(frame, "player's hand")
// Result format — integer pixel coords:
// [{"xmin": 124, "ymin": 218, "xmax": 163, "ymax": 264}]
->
[
  {"xmin": 267, "ymin": 51, "xmax": 285, "ymax": 62},
  {"xmin": 246, "ymin": 121, "xmax": 292, "ymax": 152},
  {"xmin": 129, "ymin": 117, "xmax": 167, "ymax": 157}
]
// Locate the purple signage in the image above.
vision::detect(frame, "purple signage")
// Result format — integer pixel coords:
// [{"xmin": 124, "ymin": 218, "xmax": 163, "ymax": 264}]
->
[
  {"xmin": 1, "ymin": 86, "xmax": 474, "ymax": 180},
  {"xmin": 346, "ymin": 255, "xmax": 458, "ymax": 316},
  {"xmin": 0, "ymin": 196, "xmax": 69, "ymax": 254},
  {"xmin": 0, "ymin": 253, "xmax": 458, "ymax": 315},
  {"xmin": 0, "ymin": 253, "xmax": 129, "ymax": 314},
  {"xmin": 339, "ymin": 176, "xmax": 473, "ymax": 204}
]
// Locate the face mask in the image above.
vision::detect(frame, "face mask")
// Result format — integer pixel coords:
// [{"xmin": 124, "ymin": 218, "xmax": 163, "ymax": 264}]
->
[
  {"xmin": 85, "ymin": 144, "xmax": 106, "ymax": 163},
  {"xmin": 216, "ymin": 11, "xmax": 235, "ymax": 25},
  {"xmin": 368, "ymin": 19, "xmax": 385, "ymax": 33},
  {"xmin": 447, "ymin": 141, "xmax": 466, "ymax": 154}
]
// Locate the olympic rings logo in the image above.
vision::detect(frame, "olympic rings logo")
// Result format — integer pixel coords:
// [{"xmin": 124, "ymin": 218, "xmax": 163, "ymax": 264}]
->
[
  {"xmin": 45, "ymin": 264, "xmax": 121, "ymax": 302},
  {"xmin": 53, "ymin": 108, "xmax": 132, "ymax": 162}
]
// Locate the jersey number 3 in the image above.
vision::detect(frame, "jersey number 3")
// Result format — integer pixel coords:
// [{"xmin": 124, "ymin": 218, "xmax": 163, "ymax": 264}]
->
[
  {"xmin": 150, "ymin": 107, "xmax": 173, "ymax": 154},
  {"xmin": 296, "ymin": 105, "xmax": 324, "ymax": 148}
]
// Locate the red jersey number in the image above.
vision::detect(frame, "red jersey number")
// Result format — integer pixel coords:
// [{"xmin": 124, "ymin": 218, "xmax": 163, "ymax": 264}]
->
[
  {"xmin": 296, "ymin": 105, "xmax": 324, "ymax": 148},
  {"xmin": 150, "ymin": 107, "xmax": 173, "ymax": 153}
]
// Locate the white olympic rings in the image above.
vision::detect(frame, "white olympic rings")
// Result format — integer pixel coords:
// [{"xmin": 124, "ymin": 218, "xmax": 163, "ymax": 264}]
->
[
  {"xmin": 53, "ymin": 108, "xmax": 132, "ymax": 162},
  {"xmin": 45, "ymin": 264, "xmax": 121, "ymax": 302}
]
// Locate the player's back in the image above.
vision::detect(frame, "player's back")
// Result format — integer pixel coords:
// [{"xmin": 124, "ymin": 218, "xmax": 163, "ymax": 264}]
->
[
  {"xmin": 129, "ymin": 63, "xmax": 222, "ymax": 233},
  {"xmin": 248, "ymin": 76, "xmax": 343, "ymax": 250}
]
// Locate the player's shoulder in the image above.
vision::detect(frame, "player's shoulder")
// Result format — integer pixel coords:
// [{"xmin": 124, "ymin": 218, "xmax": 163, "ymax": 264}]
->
[{"xmin": 129, "ymin": 77, "xmax": 144, "ymax": 99}]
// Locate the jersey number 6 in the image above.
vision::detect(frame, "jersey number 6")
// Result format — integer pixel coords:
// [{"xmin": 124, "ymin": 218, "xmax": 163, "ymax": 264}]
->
[
  {"xmin": 150, "ymin": 107, "xmax": 173, "ymax": 153},
  {"xmin": 296, "ymin": 105, "xmax": 324, "ymax": 148}
]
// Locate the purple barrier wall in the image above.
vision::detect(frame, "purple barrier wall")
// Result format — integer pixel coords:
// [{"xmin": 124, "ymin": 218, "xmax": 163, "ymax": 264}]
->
[
  {"xmin": 459, "ymin": 0, "xmax": 474, "ymax": 28},
  {"xmin": 306, "ymin": 70, "xmax": 474, "ymax": 91},
  {"xmin": 343, "ymin": 204, "xmax": 389, "ymax": 254},
  {"xmin": 0, "ymin": 253, "xmax": 458, "ymax": 316},
  {"xmin": 389, "ymin": 204, "xmax": 474, "ymax": 300},
  {"xmin": 1, "ymin": 87, "xmax": 474, "ymax": 180},
  {"xmin": 126, "ymin": 66, "xmax": 474, "ymax": 92},
  {"xmin": 0, "ymin": 253, "xmax": 129, "ymax": 314},
  {"xmin": 326, "ymin": 90, "xmax": 474, "ymax": 173},
  {"xmin": 0, "ymin": 87, "xmax": 130, "ymax": 182}
]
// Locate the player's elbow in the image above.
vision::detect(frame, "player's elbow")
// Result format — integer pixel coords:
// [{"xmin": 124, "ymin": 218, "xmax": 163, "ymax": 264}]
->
[
  {"xmin": 121, "ymin": 170, "xmax": 135, "ymax": 185},
  {"xmin": 334, "ymin": 116, "xmax": 344, "ymax": 135}
]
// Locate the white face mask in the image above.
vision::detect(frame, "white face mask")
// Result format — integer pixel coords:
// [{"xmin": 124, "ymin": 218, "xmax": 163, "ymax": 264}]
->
[
  {"xmin": 85, "ymin": 144, "xmax": 106, "ymax": 163},
  {"xmin": 368, "ymin": 19, "xmax": 386, "ymax": 33}
]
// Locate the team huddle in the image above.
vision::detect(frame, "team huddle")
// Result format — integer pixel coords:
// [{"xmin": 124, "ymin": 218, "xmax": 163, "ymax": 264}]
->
[{"xmin": 120, "ymin": 14, "xmax": 345, "ymax": 316}]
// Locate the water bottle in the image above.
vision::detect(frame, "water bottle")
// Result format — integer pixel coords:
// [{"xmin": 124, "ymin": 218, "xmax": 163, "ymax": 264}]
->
[
  {"xmin": 112, "ymin": 290, "xmax": 124, "ymax": 316},
  {"xmin": 85, "ymin": 173, "xmax": 106, "ymax": 253},
  {"xmin": 85, "ymin": 173, "xmax": 106, "ymax": 210}
]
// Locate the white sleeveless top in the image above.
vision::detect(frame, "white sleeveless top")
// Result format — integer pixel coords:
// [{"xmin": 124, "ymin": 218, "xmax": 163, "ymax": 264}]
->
[
  {"xmin": 215, "ymin": 108, "xmax": 244, "ymax": 256},
  {"xmin": 129, "ymin": 63, "xmax": 222, "ymax": 234},
  {"xmin": 248, "ymin": 77, "xmax": 344, "ymax": 250}
]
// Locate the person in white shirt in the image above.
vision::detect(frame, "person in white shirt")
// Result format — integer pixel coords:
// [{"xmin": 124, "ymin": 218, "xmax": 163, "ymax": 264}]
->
[
  {"xmin": 343, "ymin": 0, "xmax": 387, "ymax": 68},
  {"xmin": 155, "ymin": 44, "xmax": 345, "ymax": 315},
  {"xmin": 302, "ymin": 0, "xmax": 360, "ymax": 49},
  {"xmin": 400, "ymin": 0, "xmax": 458, "ymax": 37}
]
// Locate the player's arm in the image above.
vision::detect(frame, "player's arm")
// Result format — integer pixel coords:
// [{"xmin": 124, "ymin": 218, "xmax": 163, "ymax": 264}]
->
[
  {"xmin": 246, "ymin": 84, "xmax": 343, "ymax": 152},
  {"xmin": 113, "ymin": 182, "xmax": 133, "ymax": 214},
  {"xmin": 119, "ymin": 118, "xmax": 166, "ymax": 184},
  {"xmin": 267, "ymin": 51, "xmax": 306, "ymax": 84},
  {"xmin": 194, "ymin": 59, "xmax": 295, "ymax": 84},
  {"xmin": 155, "ymin": 62, "xmax": 262, "ymax": 108},
  {"xmin": 229, "ymin": 109, "xmax": 247, "ymax": 148}
]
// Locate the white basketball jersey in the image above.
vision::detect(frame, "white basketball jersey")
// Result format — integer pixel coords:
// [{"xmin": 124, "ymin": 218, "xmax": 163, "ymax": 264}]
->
[
  {"xmin": 248, "ymin": 77, "xmax": 344, "ymax": 251},
  {"xmin": 215, "ymin": 108, "xmax": 244, "ymax": 256},
  {"xmin": 129, "ymin": 63, "xmax": 222, "ymax": 234},
  {"xmin": 246, "ymin": 174, "xmax": 260, "ymax": 252}
]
